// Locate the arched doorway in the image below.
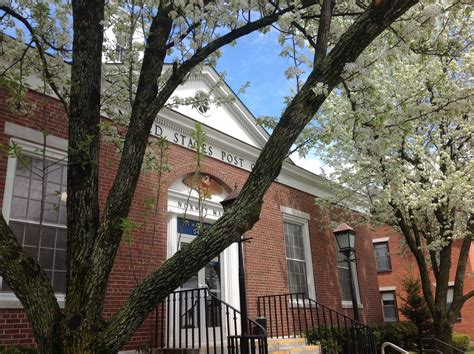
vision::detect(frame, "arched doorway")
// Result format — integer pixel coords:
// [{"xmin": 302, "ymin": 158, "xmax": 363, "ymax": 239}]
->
[{"xmin": 166, "ymin": 173, "xmax": 240, "ymax": 345}]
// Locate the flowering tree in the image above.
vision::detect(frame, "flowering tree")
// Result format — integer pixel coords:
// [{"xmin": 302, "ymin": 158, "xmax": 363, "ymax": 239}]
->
[
  {"xmin": 309, "ymin": 1, "xmax": 473, "ymax": 347},
  {"xmin": 0, "ymin": 0, "xmax": 419, "ymax": 352}
]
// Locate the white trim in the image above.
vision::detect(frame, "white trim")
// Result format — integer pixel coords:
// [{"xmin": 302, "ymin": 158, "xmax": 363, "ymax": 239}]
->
[
  {"xmin": 166, "ymin": 190, "xmax": 240, "ymax": 312},
  {"xmin": 4, "ymin": 122, "xmax": 68, "ymax": 151},
  {"xmin": 153, "ymin": 108, "xmax": 343, "ymax": 202},
  {"xmin": 280, "ymin": 206, "xmax": 310, "ymax": 220},
  {"xmin": 379, "ymin": 286, "xmax": 397, "ymax": 291},
  {"xmin": 341, "ymin": 301, "xmax": 364, "ymax": 309},
  {"xmin": 282, "ymin": 210, "xmax": 316, "ymax": 300},
  {"xmin": 0, "ymin": 293, "xmax": 65, "ymax": 309},
  {"xmin": 0, "ymin": 139, "xmax": 68, "ymax": 308},
  {"xmin": 372, "ymin": 237, "xmax": 390, "ymax": 243},
  {"xmin": 6, "ymin": 65, "xmax": 368, "ymax": 210}
]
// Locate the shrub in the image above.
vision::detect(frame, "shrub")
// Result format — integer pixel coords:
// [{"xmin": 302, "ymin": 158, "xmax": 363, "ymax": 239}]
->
[
  {"xmin": 399, "ymin": 275, "xmax": 432, "ymax": 339},
  {"xmin": 452, "ymin": 332, "xmax": 470, "ymax": 352},
  {"xmin": 306, "ymin": 325, "xmax": 375, "ymax": 353},
  {"xmin": 373, "ymin": 322, "xmax": 418, "ymax": 351},
  {"xmin": 0, "ymin": 346, "xmax": 37, "ymax": 354}
]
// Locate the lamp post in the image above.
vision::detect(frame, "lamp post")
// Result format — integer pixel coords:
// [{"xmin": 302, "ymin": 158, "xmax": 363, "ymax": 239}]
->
[
  {"xmin": 333, "ymin": 223, "xmax": 360, "ymax": 322},
  {"xmin": 220, "ymin": 186, "xmax": 250, "ymax": 354}
]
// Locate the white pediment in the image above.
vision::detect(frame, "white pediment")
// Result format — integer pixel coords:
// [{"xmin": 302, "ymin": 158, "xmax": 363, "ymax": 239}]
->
[{"xmin": 167, "ymin": 66, "xmax": 268, "ymax": 148}]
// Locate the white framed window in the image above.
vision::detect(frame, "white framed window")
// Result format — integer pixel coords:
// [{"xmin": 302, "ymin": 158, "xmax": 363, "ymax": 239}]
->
[
  {"xmin": 335, "ymin": 241, "xmax": 361, "ymax": 307},
  {"xmin": 374, "ymin": 241, "xmax": 392, "ymax": 272},
  {"xmin": 281, "ymin": 207, "xmax": 316, "ymax": 300},
  {"xmin": 446, "ymin": 286, "xmax": 462, "ymax": 321},
  {"xmin": 1, "ymin": 139, "xmax": 67, "ymax": 307},
  {"xmin": 381, "ymin": 291, "xmax": 398, "ymax": 322}
]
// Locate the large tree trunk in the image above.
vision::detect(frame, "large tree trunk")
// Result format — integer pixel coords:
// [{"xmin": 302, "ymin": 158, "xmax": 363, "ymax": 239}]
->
[{"xmin": 433, "ymin": 315, "xmax": 454, "ymax": 354}]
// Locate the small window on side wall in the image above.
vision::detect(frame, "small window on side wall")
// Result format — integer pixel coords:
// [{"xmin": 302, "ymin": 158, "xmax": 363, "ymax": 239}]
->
[
  {"xmin": 447, "ymin": 286, "xmax": 462, "ymax": 322},
  {"xmin": 374, "ymin": 242, "xmax": 391, "ymax": 272},
  {"xmin": 381, "ymin": 291, "xmax": 398, "ymax": 322}
]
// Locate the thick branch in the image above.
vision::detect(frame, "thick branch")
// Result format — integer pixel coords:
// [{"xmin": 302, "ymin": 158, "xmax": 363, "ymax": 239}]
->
[
  {"xmin": 87, "ymin": 1, "xmax": 174, "ymax": 311},
  {"xmin": 313, "ymin": 0, "xmax": 335, "ymax": 66},
  {"xmin": 391, "ymin": 204, "xmax": 436, "ymax": 315},
  {"xmin": 450, "ymin": 234, "xmax": 472, "ymax": 317},
  {"xmin": 0, "ymin": 215, "xmax": 62, "ymax": 351},
  {"xmin": 99, "ymin": 0, "xmax": 420, "ymax": 350},
  {"xmin": 89, "ymin": 0, "xmax": 316, "ymax": 316},
  {"xmin": 64, "ymin": 0, "xmax": 105, "ymax": 333}
]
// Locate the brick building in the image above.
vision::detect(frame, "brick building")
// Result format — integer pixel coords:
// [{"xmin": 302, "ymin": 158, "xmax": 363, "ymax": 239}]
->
[
  {"xmin": 370, "ymin": 226, "xmax": 474, "ymax": 339},
  {"xmin": 0, "ymin": 66, "xmax": 384, "ymax": 351}
]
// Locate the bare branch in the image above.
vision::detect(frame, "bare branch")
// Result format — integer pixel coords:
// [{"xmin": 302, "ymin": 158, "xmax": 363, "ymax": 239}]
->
[
  {"xmin": 314, "ymin": 0, "xmax": 335, "ymax": 66},
  {"xmin": 0, "ymin": 5, "xmax": 69, "ymax": 114}
]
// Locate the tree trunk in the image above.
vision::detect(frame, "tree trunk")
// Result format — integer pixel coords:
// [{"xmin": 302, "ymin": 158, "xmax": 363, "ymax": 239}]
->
[{"xmin": 433, "ymin": 316, "xmax": 453, "ymax": 354}]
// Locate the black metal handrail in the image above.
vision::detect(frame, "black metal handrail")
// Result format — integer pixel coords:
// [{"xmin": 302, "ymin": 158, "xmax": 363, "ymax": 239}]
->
[
  {"xmin": 155, "ymin": 287, "xmax": 266, "ymax": 354},
  {"xmin": 228, "ymin": 335, "xmax": 268, "ymax": 354},
  {"xmin": 421, "ymin": 338, "xmax": 464, "ymax": 353},
  {"xmin": 257, "ymin": 292, "xmax": 376, "ymax": 354}
]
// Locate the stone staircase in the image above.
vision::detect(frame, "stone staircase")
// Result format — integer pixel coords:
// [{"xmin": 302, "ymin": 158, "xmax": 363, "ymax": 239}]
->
[{"xmin": 267, "ymin": 338, "xmax": 321, "ymax": 354}]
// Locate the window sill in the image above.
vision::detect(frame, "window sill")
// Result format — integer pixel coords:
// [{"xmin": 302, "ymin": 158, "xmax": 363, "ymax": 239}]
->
[
  {"xmin": 377, "ymin": 269, "xmax": 392, "ymax": 273},
  {"xmin": 289, "ymin": 299, "xmax": 317, "ymax": 308},
  {"xmin": 0, "ymin": 292, "xmax": 65, "ymax": 309},
  {"xmin": 341, "ymin": 301, "xmax": 363, "ymax": 309},
  {"xmin": 383, "ymin": 319, "xmax": 399, "ymax": 323}
]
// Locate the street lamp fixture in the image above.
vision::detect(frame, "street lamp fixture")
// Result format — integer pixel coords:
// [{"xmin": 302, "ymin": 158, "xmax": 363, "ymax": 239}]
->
[{"xmin": 333, "ymin": 223, "xmax": 360, "ymax": 322}]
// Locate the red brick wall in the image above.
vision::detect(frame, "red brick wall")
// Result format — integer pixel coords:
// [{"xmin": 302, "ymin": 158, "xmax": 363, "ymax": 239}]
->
[
  {"xmin": 0, "ymin": 89, "xmax": 383, "ymax": 350},
  {"xmin": 370, "ymin": 226, "xmax": 474, "ymax": 339}
]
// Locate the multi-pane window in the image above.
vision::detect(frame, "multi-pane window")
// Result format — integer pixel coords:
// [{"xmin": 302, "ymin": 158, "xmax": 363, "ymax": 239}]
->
[
  {"xmin": 284, "ymin": 222, "xmax": 309, "ymax": 296},
  {"xmin": 381, "ymin": 291, "xmax": 398, "ymax": 322},
  {"xmin": 2, "ymin": 156, "xmax": 67, "ymax": 293},
  {"xmin": 336, "ymin": 242, "xmax": 361, "ymax": 304},
  {"xmin": 374, "ymin": 242, "xmax": 391, "ymax": 272}
]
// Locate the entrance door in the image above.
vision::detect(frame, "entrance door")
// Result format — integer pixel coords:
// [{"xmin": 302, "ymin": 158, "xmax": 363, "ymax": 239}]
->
[{"xmin": 175, "ymin": 218, "xmax": 223, "ymax": 347}]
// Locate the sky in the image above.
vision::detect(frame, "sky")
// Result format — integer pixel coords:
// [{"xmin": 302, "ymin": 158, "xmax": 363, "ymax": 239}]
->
[
  {"xmin": 215, "ymin": 30, "xmax": 326, "ymax": 176},
  {"xmin": 216, "ymin": 30, "xmax": 290, "ymax": 119}
]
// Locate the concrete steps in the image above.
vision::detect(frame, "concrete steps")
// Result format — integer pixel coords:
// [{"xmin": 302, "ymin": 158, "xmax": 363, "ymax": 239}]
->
[
  {"xmin": 150, "ymin": 337, "xmax": 321, "ymax": 354},
  {"xmin": 267, "ymin": 338, "xmax": 321, "ymax": 354}
]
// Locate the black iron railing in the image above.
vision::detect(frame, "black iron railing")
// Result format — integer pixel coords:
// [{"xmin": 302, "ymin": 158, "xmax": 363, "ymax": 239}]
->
[
  {"xmin": 228, "ymin": 335, "xmax": 268, "ymax": 354},
  {"xmin": 257, "ymin": 292, "xmax": 376, "ymax": 354},
  {"xmin": 421, "ymin": 338, "xmax": 464, "ymax": 353},
  {"xmin": 155, "ymin": 287, "xmax": 266, "ymax": 354}
]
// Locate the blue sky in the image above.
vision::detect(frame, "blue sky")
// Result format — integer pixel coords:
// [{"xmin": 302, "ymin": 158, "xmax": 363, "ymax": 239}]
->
[
  {"xmin": 216, "ymin": 31, "xmax": 325, "ymax": 175},
  {"xmin": 216, "ymin": 30, "xmax": 293, "ymax": 120}
]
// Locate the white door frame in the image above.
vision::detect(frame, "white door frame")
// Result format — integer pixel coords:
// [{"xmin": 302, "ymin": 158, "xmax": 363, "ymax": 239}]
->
[{"xmin": 167, "ymin": 190, "xmax": 241, "ymax": 345}]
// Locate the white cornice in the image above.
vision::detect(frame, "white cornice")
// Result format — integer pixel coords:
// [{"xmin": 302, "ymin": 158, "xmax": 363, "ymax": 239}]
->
[{"xmin": 157, "ymin": 108, "xmax": 339, "ymax": 201}]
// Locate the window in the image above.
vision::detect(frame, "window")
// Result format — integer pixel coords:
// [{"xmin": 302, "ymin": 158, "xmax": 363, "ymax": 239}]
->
[
  {"xmin": 336, "ymin": 242, "xmax": 361, "ymax": 306},
  {"xmin": 2, "ymin": 155, "xmax": 67, "ymax": 293},
  {"xmin": 381, "ymin": 291, "xmax": 398, "ymax": 322},
  {"xmin": 374, "ymin": 242, "xmax": 391, "ymax": 272},
  {"xmin": 446, "ymin": 286, "xmax": 462, "ymax": 321},
  {"xmin": 284, "ymin": 222, "xmax": 309, "ymax": 296},
  {"xmin": 280, "ymin": 207, "xmax": 315, "ymax": 300}
]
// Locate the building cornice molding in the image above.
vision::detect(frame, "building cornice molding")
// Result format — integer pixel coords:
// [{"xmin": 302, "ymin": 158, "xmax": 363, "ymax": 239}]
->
[{"xmin": 156, "ymin": 108, "xmax": 339, "ymax": 201}]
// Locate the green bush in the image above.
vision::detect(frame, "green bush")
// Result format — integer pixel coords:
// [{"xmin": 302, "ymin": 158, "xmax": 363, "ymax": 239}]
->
[
  {"xmin": 306, "ymin": 325, "xmax": 375, "ymax": 353},
  {"xmin": 452, "ymin": 332, "xmax": 470, "ymax": 352},
  {"xmin": 373, "ymin": 322, "xmax": 418, "ymax": 351},
  {"xmin": 0, "ymin": 346, "xmax": 37, "ymax": 354},
  {"xmin": 306, "ymin": 325, "xmax": 352, "ymax": 352}
]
